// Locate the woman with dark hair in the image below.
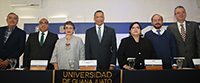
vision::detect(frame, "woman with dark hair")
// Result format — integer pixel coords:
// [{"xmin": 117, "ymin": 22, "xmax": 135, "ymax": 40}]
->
[
  {"xmin": 50, "ymin": 21, "xmax": 85, "ymax": 70},
  {"xmin": 117, "ymin": 22, "xmax": 156, "ymax": 70}
]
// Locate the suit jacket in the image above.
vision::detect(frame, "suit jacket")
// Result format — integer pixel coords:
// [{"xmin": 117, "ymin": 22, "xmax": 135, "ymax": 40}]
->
[
  {"xmin": 117, "ymin": 36, "xmax": 157, "ymax": 69},
  {"xmin": 23, "ymin": 31, "xmax": 58, "ymax": 69},
  {"xmin": 85, "ymin": 25, "xmax": 117, "ymax": 70},
  {"xmin": 167, "ymin": 21, "xmax": 200, "ymax": 68},
  {"xmin": 0, "ymin": 26, "xmax": 26, "ymax": 68}
]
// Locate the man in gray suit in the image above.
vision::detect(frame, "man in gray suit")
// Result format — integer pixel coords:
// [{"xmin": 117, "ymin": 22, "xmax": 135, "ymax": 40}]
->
[
  {"xmin": 167, "ymin": 6, "xmax": 200, "ymax": 68},
  {"xmin": 85, "ymin": 10, "xmax": 117, "ymax": 70}
]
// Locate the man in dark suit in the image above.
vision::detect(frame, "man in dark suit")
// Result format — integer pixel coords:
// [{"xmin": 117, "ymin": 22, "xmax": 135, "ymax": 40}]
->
[
  {"xmin": 23, "ymin": 18, "xmax": 58, "ymax": 69},
  {"xmin": 167, "ymin": 6, "xmax": 200, "ymax": 68},
  {"xmin": 0, "ymin": 12, "xmax": 26, "ymax": 69},
  {"xmin": 85, "ymin": 10, "xmax": 117, "ymax": 70}
]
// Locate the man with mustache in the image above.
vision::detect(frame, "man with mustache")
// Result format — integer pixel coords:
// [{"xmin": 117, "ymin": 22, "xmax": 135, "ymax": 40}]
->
[
  {"xmin": 167, "ymin": 6, "xmax": 200, "ymax": 68},
  {"xmin": 0, "ymin": 12, "xmax": 26, "ymax": 69},
  {"xmin": 144, "ymin": 14, "xmax": 177, "ymax": 69}
]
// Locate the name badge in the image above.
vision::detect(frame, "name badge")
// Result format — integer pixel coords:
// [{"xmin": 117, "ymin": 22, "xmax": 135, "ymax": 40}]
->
[
  {"xmin": 192, "ymin": 59, "xmax": 200, "ymax": 67},
  {"xmin": 79, "ymin": 60, "xmax": 97, "ymax": 67},
  {"xmin": 174, "ymin": 57, "xmax": 185, "ymax": 59},
  {"xmin": 145, "ymin": 59, "xmax": 162, "ymax": 66},
  {"xmin": 30, "ymin": 60, "xmax": 48, "ymax": 67}
]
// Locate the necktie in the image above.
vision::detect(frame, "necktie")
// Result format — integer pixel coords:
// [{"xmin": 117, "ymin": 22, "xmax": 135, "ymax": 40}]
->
[
  {"xmin": 40, "ymin": 33, "xmax": 44, "ymax": 46},
  {"xmin": 156, "ymin": 30, "xmax": 161, "ymax": 36},
  {"xmin": 180, "ymin": 24, "xmax": 186, "ymax": 42},
  {"xmin": 98, "ymin": 27, "xmax": 101, "ymax": 43}
]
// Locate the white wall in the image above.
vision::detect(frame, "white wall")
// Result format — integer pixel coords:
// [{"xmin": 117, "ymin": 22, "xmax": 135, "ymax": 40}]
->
[{"xmin": 1, "ymin": 0, "xmax": 200, "ymax": 30}]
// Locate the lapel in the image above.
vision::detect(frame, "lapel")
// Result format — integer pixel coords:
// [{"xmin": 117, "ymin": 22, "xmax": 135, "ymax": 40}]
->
[
  {"xmin": 92, "ymin": 26, "xmax": 101, "ymax": 44},
  {"xmin": 185, "ymin": 21, "xmax": 190, "ymax": 43},
  {"xmin": 4, "ymin": 27, "xmax": 18, "ymax": 46},
  {"xmin": 0, "ymin": 27, "xmax": 7, "ymax": 45},
  {"xmin": 174, "ymin": 23, "xmax": 185, "ymax": 43},
  {"xmin": 43, "ymin": 32, "xmax": 50, "ymax": 46},
  {"xmin": 35, "ymin": 32, "xmax": 41, "ymax": 47},
  {"xmin": 101, "ymin": 25, "xmax": 108, "ymax": 44}
]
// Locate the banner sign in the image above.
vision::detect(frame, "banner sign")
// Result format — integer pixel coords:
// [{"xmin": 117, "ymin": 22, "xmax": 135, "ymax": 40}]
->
[
  {"xmin": 24, "ymin": 22, "xmax": 175, "ymax": 34},
  {"xmin": 54, "ymin": 70, "xmax": 121, "ymax": 83}
]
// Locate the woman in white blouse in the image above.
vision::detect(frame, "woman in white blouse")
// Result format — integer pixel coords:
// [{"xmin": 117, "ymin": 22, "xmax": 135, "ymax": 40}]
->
[{"xmin": 50, "ymin": 21, "xmax": 85, "ymax": 70}]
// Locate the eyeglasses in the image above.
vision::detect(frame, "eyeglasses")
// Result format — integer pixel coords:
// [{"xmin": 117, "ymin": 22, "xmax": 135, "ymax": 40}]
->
[
  {"xmin": 8, "ymin": 17, "xmax": 17, "ymax": 20},
  {"xmin": 64, "ymin": 27, "xmax": 73, "ymax": 29},
  {"xmin": 39, "ymin": 22, "xmax": 48, "ymax": 25},
  {"xmin": 175, "ymin": 11, "xmax": 185, "ymax": 15},
  {"xmin": 131, "ymin": 27, "xmax": 140, "ymax": 29}
]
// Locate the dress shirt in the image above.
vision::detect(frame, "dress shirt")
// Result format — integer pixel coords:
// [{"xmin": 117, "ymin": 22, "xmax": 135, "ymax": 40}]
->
[
  {"xmin": 38, "ymin": 31, "xmax": 48, "ymax": 43},
  {"xmin": 177, "ymin": 21, "xmax": 186, "ymax": 34},
  {"xmin": 152, "ymin": 27, "xmax": 165, "ymax": 35},
  {"xmin": 96, "ymin": 24, "xmax": 104, "ymax": 38}
]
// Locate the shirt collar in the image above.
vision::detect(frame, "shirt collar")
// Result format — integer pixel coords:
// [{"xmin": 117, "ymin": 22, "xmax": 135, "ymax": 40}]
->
[
  {"xmin": 39, "ymin": 30, "xmax": 48, "ymax": 35},
  {"xmin": 177, "ymin": 21, "xmax": 186, "ymax": 27},
  {"xmin": 152, "ymin": 27, "xmax": 165, "ymax": 35},
  {"xmin": 96, "ymin": 24, "xmax": 104, "ymax": 28}
]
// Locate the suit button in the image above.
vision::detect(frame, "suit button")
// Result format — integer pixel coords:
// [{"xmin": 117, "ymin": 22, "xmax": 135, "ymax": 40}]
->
[
  {"xmin": 184, "ymin": 44, "xmax": 186, "ymax": 46},
  {"xmin": 185, "ymin": 51, "xmax": 187, "ymax": 53},
  {"xmin": 2, "ymin": 50, "xmax": 4, "ymax": 51}
]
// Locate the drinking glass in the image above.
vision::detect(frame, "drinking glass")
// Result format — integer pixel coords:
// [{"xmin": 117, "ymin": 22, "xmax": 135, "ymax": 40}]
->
[
  {"xmin": 68, "ymin": 59, "xmax": 76, "ymax": 70},
  {"xmin": 127, "ymin": 58, "xmax": 136, "ymax": 69},
  {"xmin": 176, "ymin": 59, "xmax": 183, "ymax": 69},
  {"xmin": 9, "ymin": 58, "xmax": 17, "ymax": 69}
]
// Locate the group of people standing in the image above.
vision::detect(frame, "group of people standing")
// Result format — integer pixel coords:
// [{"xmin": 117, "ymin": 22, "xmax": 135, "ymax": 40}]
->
[{"xmin": 0, "ymin": 5, "xmax": 199, "ymax": 70}]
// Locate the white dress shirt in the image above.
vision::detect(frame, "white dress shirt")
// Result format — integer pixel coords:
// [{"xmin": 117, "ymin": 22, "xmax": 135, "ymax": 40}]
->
[
  {"xmin": 177, "ymin": 21, "xmax": 186, "ymax": 34},
  {"xmin": 152, "ymin": 27, "xmax": 165, "ymax": 35},
  {"xmin": 96, "ymin": 24, "xmax": 104, "ymax": 38},
  {"xmin": 38, "ymin": 31, "xmax": 48, "ymax": 43}
]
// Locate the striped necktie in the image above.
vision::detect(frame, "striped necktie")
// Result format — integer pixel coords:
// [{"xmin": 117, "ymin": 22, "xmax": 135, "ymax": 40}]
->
[{"xmin": 180, "ymin": 24, "xmax": 186, "ymax": 42}]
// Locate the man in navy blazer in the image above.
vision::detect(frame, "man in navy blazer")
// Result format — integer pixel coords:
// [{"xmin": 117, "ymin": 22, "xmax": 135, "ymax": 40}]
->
[
  {"xmin": 0, "ymin": 12, "xmax": 26, "ymax": 69},
  {"xmin": 85, "ymin": 10, "xmax": 117, "ymax": 70},
  {"xmin": 167, "ymin": 6, "xmax": 200, "ymax": 68},
  {"xmin": 23, "ymin": 18, "xmax": 58, "ymax": 69}
]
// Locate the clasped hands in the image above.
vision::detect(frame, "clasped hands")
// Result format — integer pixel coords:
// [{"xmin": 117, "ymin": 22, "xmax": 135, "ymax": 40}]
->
[
  {"xmin": 123, "ymin": 64, "xmax": 136, "ymax": 71},
  {"xmin": 0, "ymin": 58, "xmax": 9, "ymax": 69}
]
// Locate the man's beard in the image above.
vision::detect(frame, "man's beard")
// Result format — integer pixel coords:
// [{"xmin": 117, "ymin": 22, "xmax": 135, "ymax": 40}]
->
[{"xmin": 153, "ymin": 23, "xmax": 162, "ymax": 29}]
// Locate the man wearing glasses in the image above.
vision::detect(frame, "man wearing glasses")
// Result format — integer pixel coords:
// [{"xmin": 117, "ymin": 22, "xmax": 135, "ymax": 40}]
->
[
  {"xmin": 167, "ymin": 5, "xmax": 200, "ymax": 68},
  {"xmin": 23, "ymin": 18, "xmax": 58, "ymax": 69},
  {"xmin": 0, "ymin": 12, "xmax": 26, "ymax": 69}
]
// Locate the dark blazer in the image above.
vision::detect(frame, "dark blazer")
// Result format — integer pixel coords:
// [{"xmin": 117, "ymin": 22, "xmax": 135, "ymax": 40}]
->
[
  {"xmin": 117, "ymin": 36, "xmax": 157, "ymax": 69},
  {"xmin": 23, "ymin": 31, "xmax": 58, "ymax": 69},
  {"xmin": 167, "ymin": 21, "xmax": 200, "ymax": 68},
  {"xmin": 0, "ymin": 26, "xmax": 26, "ymax": 68},
  {"xmin": 85, "ymin": 25, "xmax": 117, "ymax": 70}
]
